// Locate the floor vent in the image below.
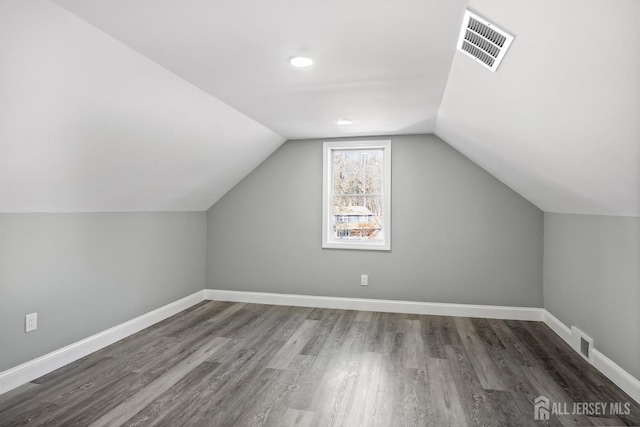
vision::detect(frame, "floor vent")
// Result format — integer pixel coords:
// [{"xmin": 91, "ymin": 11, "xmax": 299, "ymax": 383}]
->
[
  {"xmin": 457, "ymin": 10, "xmax": 514, "ymax": 72},
  {"xmin": 580, "ymin": 337, "xmax": 590, "ymax": 359},
  {"xmin": 571, "ymin": 326, "xmax": 594, "ymax": 363}
]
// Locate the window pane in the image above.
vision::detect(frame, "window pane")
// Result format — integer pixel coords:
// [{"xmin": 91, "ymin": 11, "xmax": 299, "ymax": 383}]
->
[
  {"xmin": 331, "ymin": 196, "xmax": 383, "ymax": 241},
  {"xmin": 333, "ymin": 149, "xmax": 383, "ymax": 195}
]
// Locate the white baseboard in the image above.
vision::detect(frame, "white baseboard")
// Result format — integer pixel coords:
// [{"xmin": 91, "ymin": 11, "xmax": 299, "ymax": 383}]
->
[
  {"xmin": 543, "ymin": 309, "xmax": 572, "ymax": 343},
  {"xmin": 593, "ymin": 350, "xmax": 640, "ymax": 404},
  {"xmin": 0, "ymin": 290, "xmax": 206, "ymax": 396},
  {"xmin": 543, "ymin": 309, "xmax": 640, "ymax": 404},
  {"xmin": 206, "ymin": 289, "xmax": 639, "ymax": 404},
  {"xmin": 4, "ymin": 288, "xmax": 636, "ymax": 406},
  {"xmin": 204, "ymin": 289, "xmax": 544, "ymax": 321}
]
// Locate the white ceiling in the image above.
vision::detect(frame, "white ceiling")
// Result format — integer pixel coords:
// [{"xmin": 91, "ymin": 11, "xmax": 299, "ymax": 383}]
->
[
  {"xmin": 51, "ymin": 0, "xmax": 467, "ymax": 140},
  {"xmin": 1, "ymin": 0, "xmax": 638, "ymax": 216},
  {"xmin": 437, "ymin": 0, "xmax": 640, "ymax": 216},
  {"xmin": 0, "ymin": 1, "xmax": 283, "ymax": 212}
]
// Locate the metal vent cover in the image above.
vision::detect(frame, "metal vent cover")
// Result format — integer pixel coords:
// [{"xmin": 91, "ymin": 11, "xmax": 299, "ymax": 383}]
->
[
  {"xmin": 580, "ymin": 337, "xmax": 590, "ymax": 359},
  {"xmin": 571, "ymin": 326, "xmax": 594, "ymax": 363},
  {"xmin": 457, "ymin": 10, "xmax": 514, "ymax": 72}
]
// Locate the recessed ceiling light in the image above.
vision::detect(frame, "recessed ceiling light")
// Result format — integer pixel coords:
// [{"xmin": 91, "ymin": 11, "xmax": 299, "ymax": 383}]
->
[
  {"xmin": 289, "ymin": 56, "xmax": 313, "ymax": 68},
  {"xmin": 336, "ymin": 119, "xmax": 354, "ymax": 126}
]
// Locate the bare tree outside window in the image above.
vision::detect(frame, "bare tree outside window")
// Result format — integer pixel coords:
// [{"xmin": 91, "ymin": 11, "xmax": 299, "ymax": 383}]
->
[{"xmin": 332, "ymin": 149, "xmax": 383, "ymax": 241}]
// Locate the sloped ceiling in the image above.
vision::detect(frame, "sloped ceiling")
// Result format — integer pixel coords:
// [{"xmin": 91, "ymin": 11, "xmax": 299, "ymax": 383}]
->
[
  {"xmin": 51, "ymin": 0, "xmax": 466, "ymax": 140},
  {"xmin": 2, "ymin": 0, "xmax": 638, "ymax": 216},
  {"xmin": 0, "ymin": 1, "xmax": 283, "ymax": 212},
  {"xmin": 437, "ymin": 0, "xmax": 640, "ymax": 216}
]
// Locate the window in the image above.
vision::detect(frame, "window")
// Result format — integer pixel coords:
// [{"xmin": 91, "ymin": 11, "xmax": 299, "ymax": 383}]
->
[{"xmin": 322, "ymin": 140, "xmax": 391, "ymax": 250}]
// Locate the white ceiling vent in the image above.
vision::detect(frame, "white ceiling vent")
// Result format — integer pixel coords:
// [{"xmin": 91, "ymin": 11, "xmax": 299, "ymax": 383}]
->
[{"xmin": 457, "ymin": 10, "xmax": 514, "ymax": 72}]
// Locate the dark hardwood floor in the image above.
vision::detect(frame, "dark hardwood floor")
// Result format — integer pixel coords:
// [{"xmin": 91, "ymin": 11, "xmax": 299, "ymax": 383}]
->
[{"xmin": 0, "ymin": 301, "xmax": 638, "ymax": 426}]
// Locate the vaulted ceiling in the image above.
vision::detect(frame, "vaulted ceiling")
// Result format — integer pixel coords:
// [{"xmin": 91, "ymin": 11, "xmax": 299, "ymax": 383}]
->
[
  {"xmin": 437, "ymin": 0, "xmax": 640, "ymax": 216},
  {"xmin": 1, "ymin": 0, "xmax": 638, "ymax": 215}
]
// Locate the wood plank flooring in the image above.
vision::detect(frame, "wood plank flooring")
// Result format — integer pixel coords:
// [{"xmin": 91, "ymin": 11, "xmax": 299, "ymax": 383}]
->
[{"xmin": 1, "ymin": 301, "xmax": 638, "ymax": 426}]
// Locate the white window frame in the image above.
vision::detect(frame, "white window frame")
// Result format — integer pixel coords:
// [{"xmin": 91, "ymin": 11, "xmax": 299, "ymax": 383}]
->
[{"xmin": 322, "ymin": 140, "xmax": 391, "ymax": 251}]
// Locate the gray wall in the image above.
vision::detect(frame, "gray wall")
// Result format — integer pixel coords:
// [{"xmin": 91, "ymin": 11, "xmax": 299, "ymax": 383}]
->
[
  {"xmin": 0, "ymin": 212, "xmax": 206, "ymax": 371},
  {"xmin": 544, "ymin": 213, "xmax": 640, "ymax": 379},
  {"xmin": 206, "ymin": 134, "xmax": 543, "ymax": 307}
]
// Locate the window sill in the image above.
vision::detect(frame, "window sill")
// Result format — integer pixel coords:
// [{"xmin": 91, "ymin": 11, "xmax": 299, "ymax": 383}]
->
[{"xmin": 322, "ymin": 241, "xmax": 391, "ymax": 251}]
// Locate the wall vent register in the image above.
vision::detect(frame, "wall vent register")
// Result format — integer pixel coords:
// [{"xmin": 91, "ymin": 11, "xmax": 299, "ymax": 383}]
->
[{"xmin": 457, "ymin": 10, "xmax": 514, "ymax": 72}]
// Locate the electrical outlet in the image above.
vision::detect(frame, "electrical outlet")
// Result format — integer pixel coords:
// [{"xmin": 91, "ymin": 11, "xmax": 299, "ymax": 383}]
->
[
  {"xmin": 25, "ymin": 313, "xmax": 37, "ymax": 332},
  {"xmin": 360, "ymin": 274, "xmax": 368, "ymax": 286}
]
